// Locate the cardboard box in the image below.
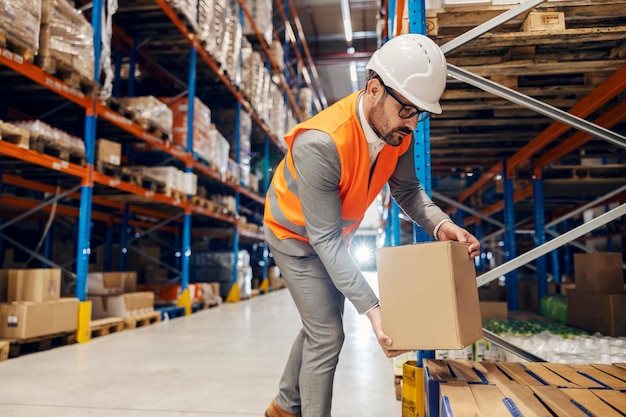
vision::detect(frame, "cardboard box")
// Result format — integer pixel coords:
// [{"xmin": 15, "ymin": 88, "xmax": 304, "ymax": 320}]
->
[
  {"xmin": 89, "ymin": 292, "xmax": 155, "ymax": 319},
  {"xmin": 376, "ymin": 241, "xmax": 483, "ymax": 350},
  {"xmin": 479, "ymin": 302, "xmax": 508, "ymax": 320},
  {"xmin": 574, "ymin": 252, "xmax": 624, "ymax": 294},
  {"xmin": 567, "ymin": 290, "xmax": 626, "ymax": 336},
  {"xmin": 8, "ymin": 269, "xmax": 61, "ymax": 302},
  {"xmin": 87, "ymin": 272, "xmax": 124, "ymax": 295},
  {"xmin": 96, "ymin": 138, "xmax": 121, "ymax": 165},
  {"xmin": 0, "ymin": 298, "xmax": 79, "ymax": 339},
  {"xmin": 53, "ymin": 298, "xmax": 80, "ymax": 333}
]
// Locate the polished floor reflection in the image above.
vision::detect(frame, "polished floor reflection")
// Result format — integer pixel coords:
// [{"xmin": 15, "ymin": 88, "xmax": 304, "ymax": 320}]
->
[{"xmin": 0, "ymin": 271, "xmax": 400, "ymax": 416}]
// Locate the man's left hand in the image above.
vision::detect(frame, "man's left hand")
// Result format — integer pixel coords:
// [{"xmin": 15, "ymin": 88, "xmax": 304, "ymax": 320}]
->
[{"xmin": 437, "ymin": 221, "xmax": 480, "ymax": 259}]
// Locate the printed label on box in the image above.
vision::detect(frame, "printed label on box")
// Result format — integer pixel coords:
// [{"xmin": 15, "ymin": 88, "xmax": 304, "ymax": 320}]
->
[{"xmin": 7, "ymin": 315, "xmax": 18, "ymax": 327}]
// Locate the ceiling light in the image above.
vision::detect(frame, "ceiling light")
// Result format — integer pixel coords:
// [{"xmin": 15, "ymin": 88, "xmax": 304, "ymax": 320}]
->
[
  {"xmin": 347, "ymin": 46, "xmax": 355, "ymax": 54},
  {"xmin": 349, "ymin": 61, "xmax": 359, "ymax": 92},
  {"xmin": 340, "ymin": 0, "xmax": 353, "ymax": 43}
]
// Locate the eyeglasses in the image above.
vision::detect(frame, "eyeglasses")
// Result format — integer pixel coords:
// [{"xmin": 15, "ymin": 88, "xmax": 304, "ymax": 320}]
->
[{"xmin": 379, "ymin": 79, "xmax": 431, "ymax": 122}]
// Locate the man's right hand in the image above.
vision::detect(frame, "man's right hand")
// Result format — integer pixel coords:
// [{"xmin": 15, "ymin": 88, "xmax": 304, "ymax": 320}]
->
[{"xmin": 365, "ymin": 305, "xmax": 411, "ymax": 358}]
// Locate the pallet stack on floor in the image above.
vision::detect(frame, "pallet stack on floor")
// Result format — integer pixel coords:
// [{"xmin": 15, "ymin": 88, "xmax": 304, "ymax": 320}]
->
[
  {"xmin": 0, "ymin": 268, "xmax": 79, "ymax": 360},
  {"xmin": 406, "ymin": 359, "xmax": 626, "ymax": 417}
]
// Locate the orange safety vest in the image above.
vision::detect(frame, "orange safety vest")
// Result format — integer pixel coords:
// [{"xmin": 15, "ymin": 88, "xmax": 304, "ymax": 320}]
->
[{"xmin": 264, "ymin": 91, "xmax": 412, "ymax": 243}]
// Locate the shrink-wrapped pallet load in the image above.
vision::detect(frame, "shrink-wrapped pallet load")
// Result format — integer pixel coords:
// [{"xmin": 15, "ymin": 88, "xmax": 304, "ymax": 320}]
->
[
  {"xmin": 0, "ymin": 0, "xmax": 42, "ymax": 57},
  {"xmin": 39, "ymin": 0, "xmax": 94, "ymax": 81}
]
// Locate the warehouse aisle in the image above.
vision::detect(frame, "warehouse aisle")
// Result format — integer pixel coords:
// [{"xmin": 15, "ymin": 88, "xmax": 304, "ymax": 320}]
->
[{"xmin": 0, "ymin": 272, "xmax": 400, "ymax": 417}]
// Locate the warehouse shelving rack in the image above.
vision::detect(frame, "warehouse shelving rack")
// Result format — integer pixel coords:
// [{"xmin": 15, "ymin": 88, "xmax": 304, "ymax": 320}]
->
[
  {"xmin": 0, "ymin": 0, "xmax": 325, "ymax": 338},
  {"xmin": 385, "ymin": 0, "xmax": 626, "ymax": 365}
]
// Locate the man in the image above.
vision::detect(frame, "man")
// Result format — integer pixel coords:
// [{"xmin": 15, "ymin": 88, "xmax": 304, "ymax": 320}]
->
[{"xmin": 263, "ymin": 34, "xmax": 480, "ymax": 417}]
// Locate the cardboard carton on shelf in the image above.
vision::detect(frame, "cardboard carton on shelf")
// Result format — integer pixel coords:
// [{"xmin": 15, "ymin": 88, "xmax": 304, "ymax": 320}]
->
[
  {"xmin": 0, "ymin": 297, "xmax": 79, "ymax": 339},
  {"xmin": 7, "ymin": 268, "xmax": 61, "ymax": 303},
  {"xmin": 376, "ymin": 241, "xmax": 482, "ymax": 350},
  {"xmin": 574, "ymin": 252, "xmax": 624, "ymax": 294}
]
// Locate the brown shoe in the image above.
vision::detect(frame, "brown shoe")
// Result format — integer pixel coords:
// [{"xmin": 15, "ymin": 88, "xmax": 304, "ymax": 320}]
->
[{"xmin": 264, "ymin": 399, "xmax": 301, "ymax": 417}]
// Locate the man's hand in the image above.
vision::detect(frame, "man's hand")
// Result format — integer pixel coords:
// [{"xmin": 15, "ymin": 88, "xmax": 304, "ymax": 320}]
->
[
  {"xmin": 366, "ymin": 305, "xmax": 410, "ymax": 358},
  {"xmin": 437, "ymin": 221, "xmax": 481, "ymax": 259}
]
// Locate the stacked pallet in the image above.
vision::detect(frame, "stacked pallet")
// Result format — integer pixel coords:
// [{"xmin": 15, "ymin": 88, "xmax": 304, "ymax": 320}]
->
[
  {"xmin": 15, "ymin": 120, "xmax": 85, "ymax": 164},
  {"xmin": 0, "ymin": 0, "xmax": 40, "ymax": 62},
  {"xmin": 38, "ymin": 0, "xmax": 95, "ymax": 92}
]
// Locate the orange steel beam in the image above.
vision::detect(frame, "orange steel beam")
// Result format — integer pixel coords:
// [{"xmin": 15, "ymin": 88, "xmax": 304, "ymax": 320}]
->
[
  {"xmin": 0, "ymin": 195, "xmax": 111, "ymax": 222},
  {"xmin": 0, "ymin": 196, "xmax": 178, "ymax": 233},
  {"xmin": 1, "ymin": 174, "xmax": 175, "ymax": 221},
  {"xmin": 395, "ymin": 0, "xmax": 405, "ymax": 37},
  {"xmin": 463, "ymin": 185, "xmax": 533, "ymax": 227},
  {"xmin": 93, "ymin": 171, "xmax": 187, "ymax": 208},
  {"xmin": 506, "ymin": 63, "xmax": 626, "ymax": 177},
  {"xmin": 237, "ymin": 0, "xmax": 304, "ymax": 121},
  {"xmin": 534, "ymin": 100, "xmax": 626, "ymax": 176},
  {"xmin": 0, "ymin": 141, "xmax": 87, "ymax": 179},
  {"xmin": 459, "ymin": 63, "xmax": 626, "ymax": 202},
  {"xmin": 0, "ymin": 48, "xmax": 92, "ymax": 109}
]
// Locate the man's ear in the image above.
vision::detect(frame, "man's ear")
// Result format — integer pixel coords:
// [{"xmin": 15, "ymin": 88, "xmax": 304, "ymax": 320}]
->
[{"xmin": 366, "ymin": 78, "xmax": 383, "ymax": 97}]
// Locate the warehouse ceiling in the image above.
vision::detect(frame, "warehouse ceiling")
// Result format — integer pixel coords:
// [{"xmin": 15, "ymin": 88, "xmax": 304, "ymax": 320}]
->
[{"xmin": 291, "ymin": 0, "xmax": 626, "ymax": 228}]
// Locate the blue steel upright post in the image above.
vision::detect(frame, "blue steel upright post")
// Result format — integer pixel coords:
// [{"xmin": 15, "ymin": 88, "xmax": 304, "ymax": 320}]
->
[
  {"xmin": 503, "ymin": 160, "xmax": 518, "ymax": 310},
  {"xmin": 179, "ymin": 46, "xmax": 196, "ymax": 315},
  {"xmin": 261, "ymin": 134, "xmax": 270, "ymax": 294},
  {"xmin": 76, "ymin": 0, "xmax": 103, "ymax": 343},
  {"xmin": 408, "ymin": 0, "xmax": 435, "ymax": 368},
  {"xmin": 533, "ymin": 170, "xmax": 547, "ymax": 305}
]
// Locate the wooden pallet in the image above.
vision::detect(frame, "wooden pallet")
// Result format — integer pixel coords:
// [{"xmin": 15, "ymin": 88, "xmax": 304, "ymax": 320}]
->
[
  {"xmin": 90, "ymin": 317, "xmax": 125, "ymax": 338},
  {"xmin": 0, "ymin": 340, "xmax": 10, "ymax": 362},
  {"xmin": 0, "ymin": 121, "xmax": 30, "ymax": 149},
  {"xmin": 107, "ymin": 99, "xmax": 171, "ymax": 140},
  {"xmin": 123, "ymin": 311, "xmax": 161, "ymax": 329},
  {"xmin": 191, "ymin": 195, "xmax": 214, "ymax": 210},
  {"xmin": 28, "ymin": 134, "xmax": 86, "ymax": 166},
  {"xmin": 37, "ymin": 54, "xmax": 98, "ymax": 97},
  {"xmin": 0, "ymin": 331, "xmax": 76, "ymax": 359},
  {"xmin": 30, "ymin": 136, "xmax": 70, "ymax": 160},
  {"xmin": 163, "ymin": 187, "xmax": 186, "ymax": 201},
  {"xmin": 0, "ymin": 31, "xmax": 35, "ymax": 63}
]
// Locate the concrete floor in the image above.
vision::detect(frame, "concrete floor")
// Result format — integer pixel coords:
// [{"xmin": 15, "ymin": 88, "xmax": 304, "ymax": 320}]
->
[{"xmin": 0, "ymin": 272, "xmax": 401, "ymax": 417}]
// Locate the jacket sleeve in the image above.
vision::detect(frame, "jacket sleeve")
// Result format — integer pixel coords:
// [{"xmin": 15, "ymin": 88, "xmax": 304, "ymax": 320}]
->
[
  {"xmin": 289, "ymin": 130, "xmax": 380, "ymax": 314},
  {"xmin": 388, "ymin": 137, "xmax": 451, "ymax": 237}
]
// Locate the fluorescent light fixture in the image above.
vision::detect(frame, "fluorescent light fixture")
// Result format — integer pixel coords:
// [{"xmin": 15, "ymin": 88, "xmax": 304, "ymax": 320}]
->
[
  {"xmin": 349, "ymin": 61, "xmax": 359, "ymax": 93},
  {"xmin": 349, "ymin": 62, "xmax": 357, "ymax": 83},
  {"xmin": 340, "ymin": 0, "xmax": 353, "ymax": 43}
]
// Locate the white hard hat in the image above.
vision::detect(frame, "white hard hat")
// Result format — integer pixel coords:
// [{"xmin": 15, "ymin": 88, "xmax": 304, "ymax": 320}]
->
[{"xmin": 366, "ymin": 34, "xmax": 447, "ymax": 114}]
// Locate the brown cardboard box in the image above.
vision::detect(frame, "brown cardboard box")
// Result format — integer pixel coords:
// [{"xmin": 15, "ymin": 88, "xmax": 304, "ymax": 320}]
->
[
  {"xmin": 122, "ymin": 272, "xmax": 137, "ymax": 292},
  {"xmin": 567, "ymin": 290, "xmax": 626, "ymax": 337},
  {"xmin": 0, "ymin": 301, "xmax": 52, "ymax": 338},
  {"xmin": 8, "ymin": 269, "xmax": 61, "ymax": 302},
  {"xmin": 89, "ymin": 292, "xmax": 155, "ymax": 319},
  {"xmin": 480, "ymin": 302, "xmax": 508, "ymax": 320},
  {"xmin": 0, "ymin": 298, "xmax": 79, "ymax": 338},
  {"xmin": 96, "ymin": 138, "xmax": 121, "ymax": 165},
  {"xmin": 376, "ymin": 241, "xmax": 483, "ymax": 350},
  {"xmin": 53, "ymin": 298, "xmax": 79, "ymax": 333},
  {"xmin": 574, "ymin": 252, "xmax": 624, "ymax": 294},
  {"xmin": 87, "ymin": 272, "xmax": 124, "ymax": 295}
]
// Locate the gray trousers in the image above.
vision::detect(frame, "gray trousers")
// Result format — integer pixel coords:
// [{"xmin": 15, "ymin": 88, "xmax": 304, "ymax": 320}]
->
[{"xmin": 269, "ymin": 243, "xmax": 346, "ymax": 417}]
